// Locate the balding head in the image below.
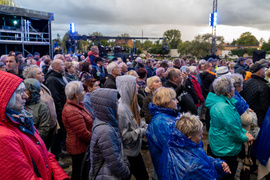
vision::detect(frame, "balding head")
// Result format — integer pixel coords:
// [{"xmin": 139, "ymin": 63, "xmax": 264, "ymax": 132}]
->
[
  {"xmin": 168, "ymin": 68, "xmax": 181, "ymax": 85},
  {"xmin": 51, "ymin": 59, "xmax": 65, "ymax": 74}
]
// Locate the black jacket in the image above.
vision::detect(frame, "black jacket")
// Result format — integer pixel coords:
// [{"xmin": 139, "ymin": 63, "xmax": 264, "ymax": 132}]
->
[
  {"xmin": 164, "ymin": 80, "xmax": 197, "ymax": 115},
  {"xmin": 200, "ymin": 71, "xmax": 216, "ymax": 99},
  {"xmin": 142, "ymin": 94, "xmax": 153, "ymax": 124},
  {"xmin": 240, "ymin": 75, "xmax": 270, "ymax": 126},
  {"xmin": 45, "ymin": 70, "xmax": 67, "ymax": 122},
  {"xmin": 103, "ymin": 74, "xmax": 117, "ymax": 89}
]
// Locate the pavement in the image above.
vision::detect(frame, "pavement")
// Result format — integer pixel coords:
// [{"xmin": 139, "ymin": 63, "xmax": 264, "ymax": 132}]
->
[{"xmin": 60, "ymin": 126, "xmax": 258, "ymax": 180}]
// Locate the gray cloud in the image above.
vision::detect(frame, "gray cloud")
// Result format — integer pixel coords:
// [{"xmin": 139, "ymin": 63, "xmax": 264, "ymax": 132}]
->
[{"xmin": 15, "ymin": 0, "xmax": 270, "ymax": 41}]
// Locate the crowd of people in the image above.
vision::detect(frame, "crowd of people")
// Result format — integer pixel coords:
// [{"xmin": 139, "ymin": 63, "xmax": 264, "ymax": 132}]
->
[{"xmin": 0, "ymin": 46, "xmax": 270, "ymax": 180}]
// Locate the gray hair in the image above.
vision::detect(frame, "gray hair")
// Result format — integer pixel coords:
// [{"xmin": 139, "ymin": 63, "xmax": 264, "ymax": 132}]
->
[
  {"xmin": 229, "ymin": 73, "xmax": 243, "ymax": 87},
  {"xmin": 23, "ymin": 65, "xmax": 40, "ymax": 79},
  {"xmin": 213, "ymin": 75, "xmax": 234, "ymax": 96},
  {"xmin": 189, "ymin": 66, "xmax": 197, "ymax": 74},
  {"xmin": 107, "ymin": 62, "xmax": 118, "ymax": 75},
  {"xmin": 175, "ymin": 112, "xmax": 202, "ymax": 137},
  {"xmin": 7, "ymin": 83, "xmax": 25, "ymax": 110},
  {"xmin": 65, "ymin": 81, "xmax": 83, "ymax": 100}
]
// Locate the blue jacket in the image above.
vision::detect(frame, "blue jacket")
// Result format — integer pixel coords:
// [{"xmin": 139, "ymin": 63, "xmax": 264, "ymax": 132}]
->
[
  {"xmin": 233, "ymin": 90, "xmax": 249, "ymax": 116},
  {"xmin": 254, "ymin": 107, "xmax": 270, "ymax": 166},
  {"xmin": 159, "ymin": 127, "xmax": 225, "ymax": 180},
  {"xmin": 146, "ymin": 103, "xmax": 180, "ymax": 178}
]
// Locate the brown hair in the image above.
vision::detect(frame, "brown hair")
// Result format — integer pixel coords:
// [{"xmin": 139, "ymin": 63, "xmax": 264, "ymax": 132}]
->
[
  {"xmin": 82, "ymin": 77, "xmax": 97, "ymax": 92},
  {"xmin": 131, "ymin": 87, "xmax": 141, "ymax": 125}
]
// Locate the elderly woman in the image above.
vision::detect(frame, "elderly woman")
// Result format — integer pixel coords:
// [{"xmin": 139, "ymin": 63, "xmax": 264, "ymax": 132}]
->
[
  {"xmin": 160, "ymin": 113, "xmax": 230, "ymax": 180},
  {"xmin": 65, "ymin": 62, "xmax": 78, "ymax": 82},
  {"xmin": 0, "ymin": 71, "xmax": 70, "ymax": 179},
  {"xmin": 62, "ymin": 81, "xmax": 93, "ymax": 180},
  {"xmin": 155, "ymin": 67, "xmax": 166, "ymax": 83},
  {"xmin": 24, "ymin": 78, "xmax": 51, "ymax": 143},
  {"xmin": 23, "ymin": 65, "xmax": 58, "ymax": 149},
  {"xmin": 146, "ymin": 87, "xmax": 179, "ymax": 179},
  {"xmin": 82, "ymin": 75, "xmax": 100, "ymax": 118},
  {"xmin": 229, "ymin": 74, "xmax": 257, "ymax": 131},
  {"xmin": 205, "ymin": 76, "xmax": 255, "ymax": 180},
  {"xmin": 142, "ymin": 76, "xmax": 163, "ymax": 123},
  {"xmin": 89, "ymin": 88, "xmax": 130, "ymax": 179}
]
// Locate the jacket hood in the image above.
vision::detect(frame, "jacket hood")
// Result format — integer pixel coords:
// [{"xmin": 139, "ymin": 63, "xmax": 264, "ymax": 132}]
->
[
  {"xmin": 199, "ymin": 71, "xmax": 209, "ymax": 80},
  {"xmin": 91, "ymin": 88, "xmax": 118, "ymax": 127},
  {"xmin": 24, "ymin": 78, "xmax": 41, "ymax": 104},
  {"xmin": 45, "ymin": 69, "xmax": 62, "ymax": 80},
  {"xmin": 116, "ymin": 75, "xmax": 136, "ymax": 105},
  {"xmin": 205, "ymin": 92, "xmax": 237, "ymax": 109},
  {"xmin": 149, "ymin": 103, "xmax": 179, "ymax": 117},
  {"xmin": 168, "ymin": 126, "xmax": 203, "ymax": 148},
  {"xmin": 0, "ymin": 71, "xmax": 23, "ymax": 120}
]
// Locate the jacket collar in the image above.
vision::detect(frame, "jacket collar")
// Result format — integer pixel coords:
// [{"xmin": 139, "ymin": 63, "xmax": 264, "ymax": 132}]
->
[{"xmin": 251, "ymin": 75, "xmax": 268, "ymax": 83}]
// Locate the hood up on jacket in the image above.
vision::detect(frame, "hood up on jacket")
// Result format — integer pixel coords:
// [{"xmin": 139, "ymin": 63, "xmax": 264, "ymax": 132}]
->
[
  {"xmin": 91, "ymin": 88, "xmax": 118, "ymax": 127},
  {"xmin": 116, "ymin": 75, "xmax": 136, "ymax": 106},
  {"xmin": 0, "ymin": 71, "xmax": 23, "ymax": 121},
  {"xmin": 148, "ymin": 102, "xmax": 179, "ymax": 117},
  {"xmin": 24, "ymin": 78, "xmax": 41, "ymax": 105}
]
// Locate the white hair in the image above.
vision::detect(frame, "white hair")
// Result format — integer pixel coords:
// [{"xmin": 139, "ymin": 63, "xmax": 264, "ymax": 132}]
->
[
  {"xmin": 107, "ymin": 62, "xmax": 118, "ymax": 75},
  {"xmin": 213, "ymin": 76, "xmax": 234, "ymax": 96},
  {"xmin": 65, "ymin": 81, "xmax": 83, "ymax": 100}
]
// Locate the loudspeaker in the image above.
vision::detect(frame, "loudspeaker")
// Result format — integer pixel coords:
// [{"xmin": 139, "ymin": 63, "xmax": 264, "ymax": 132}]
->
[{"xmin": 253, "ymin": 50, "xmax": 266, "ymax": 63}]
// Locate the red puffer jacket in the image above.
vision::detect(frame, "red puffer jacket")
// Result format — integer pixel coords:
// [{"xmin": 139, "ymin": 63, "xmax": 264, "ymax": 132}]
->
[
  {"xmin": 62, "ymin": 100, "xmax": 93, "ymax": 155},
  {"xmin": 0, "ymin": 71, "xmax": 70, "ymax": 180}
]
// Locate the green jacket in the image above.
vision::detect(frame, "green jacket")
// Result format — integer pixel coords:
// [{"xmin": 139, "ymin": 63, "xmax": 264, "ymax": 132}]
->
[{"xmin": 205, "ymin": 92, "xmax": 248, "ymax": 157}]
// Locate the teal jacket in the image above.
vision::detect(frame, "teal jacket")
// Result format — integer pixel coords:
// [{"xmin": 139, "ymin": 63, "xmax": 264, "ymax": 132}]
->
[{"xmin": 205, "ymin": 92, "xmax": 248, "ymax": 157}]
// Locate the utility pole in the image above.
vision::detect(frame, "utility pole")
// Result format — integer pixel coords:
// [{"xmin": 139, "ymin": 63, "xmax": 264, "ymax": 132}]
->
[{"xmin": 210, "ymin": 0, "xmax": 217, "ymax": 55}]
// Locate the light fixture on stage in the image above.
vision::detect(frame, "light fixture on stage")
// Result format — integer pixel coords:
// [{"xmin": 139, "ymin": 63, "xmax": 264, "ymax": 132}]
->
[{"xmin": 70, "ymin": 23, "xmax": 75, "ymax": 34}]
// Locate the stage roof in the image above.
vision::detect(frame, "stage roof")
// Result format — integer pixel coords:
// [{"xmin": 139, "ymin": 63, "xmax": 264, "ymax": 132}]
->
[{"xmin": 0, "ymin": 5, "xmax": 54, "ymax": 21}]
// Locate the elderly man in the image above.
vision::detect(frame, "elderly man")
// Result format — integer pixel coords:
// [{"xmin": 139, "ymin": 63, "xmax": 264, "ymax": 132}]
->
[
  {"xmin": 164, "ymin": 68, "xmax": 198, "ymax": 115},
  {"xmin": 241, "ymin": 64, "xmax": 270, "ymax": 127},
  {"xmin": 0, "ymin": 61, "xmax": 6, "ymax": 71},
  {"xmin": 87, "ymin": 46, "xmax": 99, "ymax": 65},
  {"xmin": 119, "ymin": 62, "xmax": 128, "ymax": 75},
  {"xmin": 45, "ymin": 59, "xmax": 68, "ymax": 165},
  {"xmin": 145, "ymin": 59, "xmax": 155, "ymax": 78},
  {"xmin": 64, "ymin": 54, "xmax": 72, "ymax": 62},
  {"xmin": 103, "ymin": 62, "xmax": 121, "ymax": 89},
  {"xmin": 6, "ymin": 55, "xmax": 24, "ymax": 79}
]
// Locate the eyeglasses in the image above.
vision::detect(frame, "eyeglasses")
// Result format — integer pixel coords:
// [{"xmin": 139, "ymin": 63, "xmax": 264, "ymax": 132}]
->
[{"xmin": 16, "ymin": 88, "xmax": 26, "ymax": 95}]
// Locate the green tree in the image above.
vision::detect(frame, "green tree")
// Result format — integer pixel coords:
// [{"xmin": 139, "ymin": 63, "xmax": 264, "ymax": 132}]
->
[
  {"xmin": 142, "ymin": 40, "xmax": 153, "ymax": 50},
  {"xmin": 163, "ymin": 29, "xmax": 181, "ymax": 49},
  {"xmin": 0, "ymin": 0, "xmax": 18, "ymax": 6},
  {"xmin": 177, "ymin": 41, "xmax": 191, "ymax": 56},
  {"xmin": 90, "ymin": 32, "xmax": 109, "ymax": 47},
  {"xmin": 261, "ymin": 42, "xmax": 270, "ymax": 52},
  {"xmin": 118, "ymin": 33, "xmax": 130, "ymax": 37},
  {"xmin": 135, "ymin": 40, "xmax": 142, "ymax": 49},
  {"xmin": 236, "ymin": 32, "xmax": 259, "ymax": 45}
]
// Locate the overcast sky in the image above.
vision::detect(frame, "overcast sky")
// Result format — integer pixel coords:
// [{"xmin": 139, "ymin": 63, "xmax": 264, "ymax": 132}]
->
[{"xmin": 15, "ymin": 0, "xmax": 270, "ymax": 43}]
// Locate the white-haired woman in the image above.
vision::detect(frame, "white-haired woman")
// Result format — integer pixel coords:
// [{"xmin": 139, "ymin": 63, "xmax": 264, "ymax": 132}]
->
[
  {"xmin": 205, "ymin": 76, "xmax": 255, "ymax": 180},
  {"xmin": 160, "ymin": 112, "xmax": 230, "ymax": 180},
  {"xmin": 23, "ymin": 65, "xmax": 58, "ymax": 149},
  {"xmin": 62, "ymin": 81, "xmax": 93, "ymax": 180},
  {"xmin": 142, "ymin": 76, "xmax": 162, "ymax": 123}
]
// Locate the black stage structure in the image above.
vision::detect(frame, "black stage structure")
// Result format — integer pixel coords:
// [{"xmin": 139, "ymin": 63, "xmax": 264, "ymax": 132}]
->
[{"xmin": 0, "ymin": 5, "xmax": 54, "ymax": 57}]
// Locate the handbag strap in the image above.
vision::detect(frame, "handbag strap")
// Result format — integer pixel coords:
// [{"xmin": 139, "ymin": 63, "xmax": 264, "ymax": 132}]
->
[{"xmin": 31, "ymin": 156, "xmax": 41, "ymax": 178}]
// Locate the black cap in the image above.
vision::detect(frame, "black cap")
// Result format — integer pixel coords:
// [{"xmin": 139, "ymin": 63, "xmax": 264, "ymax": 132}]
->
[{"xmin": 250, "ymin": 63, "xmax": 263, "ymax": 73}]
